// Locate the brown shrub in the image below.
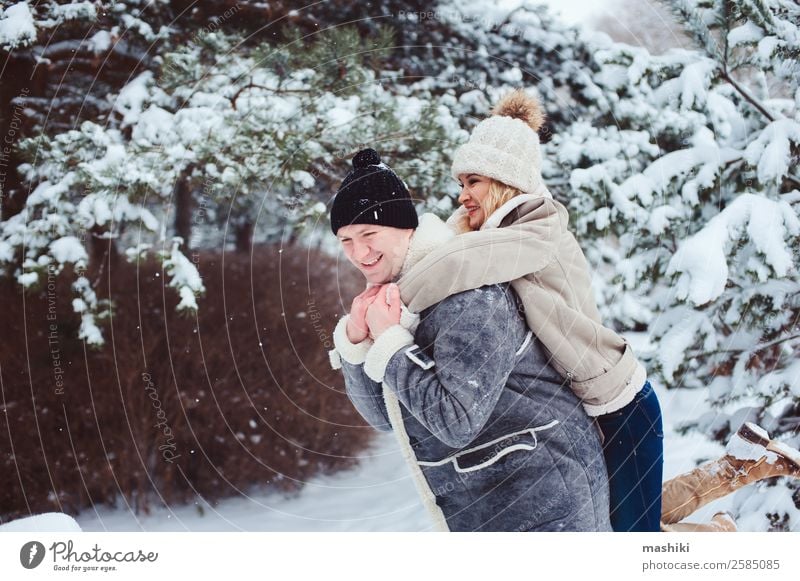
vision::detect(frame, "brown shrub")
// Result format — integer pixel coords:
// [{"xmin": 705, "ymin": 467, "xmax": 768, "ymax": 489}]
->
[{"xmin": 0, "ymin": 243, "xmax": 373, "ymax": 522}]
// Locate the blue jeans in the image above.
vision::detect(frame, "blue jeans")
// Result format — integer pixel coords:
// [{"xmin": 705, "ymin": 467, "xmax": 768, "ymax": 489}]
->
[{"xmin": 596, "ymin": 380, "xmax": 664, "ymax": 532}]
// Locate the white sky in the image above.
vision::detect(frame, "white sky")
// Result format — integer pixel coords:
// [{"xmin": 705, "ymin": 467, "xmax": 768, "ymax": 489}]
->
[{"xmin": 536, "ymin": 0, "xmax": 619, "ymax": 25}]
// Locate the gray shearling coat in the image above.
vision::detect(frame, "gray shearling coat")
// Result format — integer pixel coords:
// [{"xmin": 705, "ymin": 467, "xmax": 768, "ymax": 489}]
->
[{"xmin": 330, "ymin": 218, "xmax": 612, "ymax": 532}]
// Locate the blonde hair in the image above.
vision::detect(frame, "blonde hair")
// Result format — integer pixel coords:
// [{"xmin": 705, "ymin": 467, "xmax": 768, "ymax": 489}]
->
[{"xmin": 456, "ymin": 178, "xmax": 522, "ymax": 232}]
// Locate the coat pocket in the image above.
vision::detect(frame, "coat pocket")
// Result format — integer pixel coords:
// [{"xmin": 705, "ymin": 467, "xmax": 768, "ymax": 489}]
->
[{"xmin": 418, "ymin": 420, "xmax": 560, "ymax": 474}]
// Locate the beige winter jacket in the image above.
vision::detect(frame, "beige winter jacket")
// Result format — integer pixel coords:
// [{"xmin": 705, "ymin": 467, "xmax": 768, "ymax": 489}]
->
[{"xmin": 396, "ymin": 193, "xmax": 647, "ymax": 416}]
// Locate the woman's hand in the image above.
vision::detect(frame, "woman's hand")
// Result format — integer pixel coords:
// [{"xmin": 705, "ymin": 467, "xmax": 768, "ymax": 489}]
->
[
  {"xmin": 365, "ymin": 283, "xmax": 402, "ymax": 339},
  {"xmin": 346, "ymin": 285, "xmax": 382, "ymax": 343}
]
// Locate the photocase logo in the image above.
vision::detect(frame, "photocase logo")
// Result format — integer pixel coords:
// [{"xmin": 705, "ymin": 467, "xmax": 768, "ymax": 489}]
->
[{"xmin": 20, "ymin": 541, "xmax": 46, "ymax": 569}]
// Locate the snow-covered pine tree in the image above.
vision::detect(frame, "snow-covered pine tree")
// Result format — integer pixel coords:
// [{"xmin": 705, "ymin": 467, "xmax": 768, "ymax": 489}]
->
[
  {"xmin": 3, "ymin": 23, "xmax": 466, "ymax": 345},
  {"xmin": 546, "ymin": 0, "xmax": 799, "ymax": 528}
]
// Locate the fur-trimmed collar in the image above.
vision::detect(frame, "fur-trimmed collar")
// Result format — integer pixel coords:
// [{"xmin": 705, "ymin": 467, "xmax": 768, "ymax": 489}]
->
[
  {"xmin": 396, "ymin": 213, "xmax": 456, "ymax": 279},
  {"xmin": 481, "ymin": 194, "xmax": 540, "ymax": 230},
  {"xmin": 481, "ymin": 185, "xmax": 554, "ymax": 230},
  {"xmin": 444, "ymin": 185, "xmax": 555, "ymax": 232}
]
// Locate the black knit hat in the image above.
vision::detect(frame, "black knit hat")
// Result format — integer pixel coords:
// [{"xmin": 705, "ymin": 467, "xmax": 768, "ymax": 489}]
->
[{"xmin": 330, "ymin": 148, "xmax": 419, "ymax": 235}]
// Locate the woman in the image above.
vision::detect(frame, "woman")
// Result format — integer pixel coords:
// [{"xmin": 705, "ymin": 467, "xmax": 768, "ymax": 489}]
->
[
  {"xmin": 395, "ymin": 89, "xmax": 664, "ymax": 532},
  {"xmin": 329, "ymin": 148, "xmax": 612, "ymax": 532}
]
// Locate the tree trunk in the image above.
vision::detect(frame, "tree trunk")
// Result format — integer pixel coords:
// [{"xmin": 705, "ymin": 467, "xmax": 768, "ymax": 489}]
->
[
  {"xmin": 174, "ymin": 174, "xmax": 194, "ymax": 250},
  {"xmin": 235, "ymin": 221, "xmax": 253, "ymax": 254},
  {"xmin": 88, "ymin": 225, "xmax": 119, "ymax": 279}
]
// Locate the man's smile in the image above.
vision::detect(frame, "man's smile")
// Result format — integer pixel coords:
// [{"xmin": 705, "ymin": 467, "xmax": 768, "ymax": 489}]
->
[{"xmin": 361, "ymin": 254, "xmax": 383, "ymax": 268}]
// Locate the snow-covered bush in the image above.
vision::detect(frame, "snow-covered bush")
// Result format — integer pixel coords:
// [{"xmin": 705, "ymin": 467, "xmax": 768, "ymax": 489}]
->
[{"xmin": 0, "ymin": 245, "xmax": 372, "ymax": 521}]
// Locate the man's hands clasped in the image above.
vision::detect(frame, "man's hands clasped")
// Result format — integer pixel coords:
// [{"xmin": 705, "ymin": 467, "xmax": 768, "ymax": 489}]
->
[{"xmin": 345, "ymin": 283, "xmax": 403, "ymax": 343}]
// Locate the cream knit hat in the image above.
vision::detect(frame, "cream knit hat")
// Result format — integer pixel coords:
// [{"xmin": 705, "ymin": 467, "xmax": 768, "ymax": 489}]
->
[{"xmin": 450, "ymin": 89, "xmax": 546, "ymax": 195}]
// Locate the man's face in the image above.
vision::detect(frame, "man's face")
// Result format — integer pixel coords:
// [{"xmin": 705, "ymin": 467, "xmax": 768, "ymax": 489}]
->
[{"xmin": 337, "ymin": 223, "xmax": 414, "ymax": 284}]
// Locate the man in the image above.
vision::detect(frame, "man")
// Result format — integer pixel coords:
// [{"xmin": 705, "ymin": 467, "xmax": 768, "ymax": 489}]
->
[{"xmin": 327, "ymin": 148, "xmax": 613, "ymax": 532}]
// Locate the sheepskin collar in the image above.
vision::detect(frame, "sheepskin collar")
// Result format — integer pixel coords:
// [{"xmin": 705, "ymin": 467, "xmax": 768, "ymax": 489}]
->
[
  {"xmin": 443, "ymin": 186, "xmax": 555, "ymax": 233},
  {"xmin": 481, "ymin": 185, "xmax": 555, "ymax": 230},
  {"xmin": 396, "ymin": 213, "xmax": 456, "ymax": 280},
  {"xmin": 480, "ymin": 194, "xmax": 541, "ymax": 230}
]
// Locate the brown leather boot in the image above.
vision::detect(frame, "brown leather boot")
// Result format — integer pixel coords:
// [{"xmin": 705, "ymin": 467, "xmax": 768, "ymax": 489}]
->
[
  {"xmin": 734, "ymin": 422, "xmax": 800, "ymax": 474},
  {"xmin": 661, "ymin": 423, "xmax": 800, "ymax": 525}
]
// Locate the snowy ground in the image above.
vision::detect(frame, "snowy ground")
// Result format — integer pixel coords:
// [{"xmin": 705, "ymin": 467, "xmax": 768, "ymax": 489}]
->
[
  {"xmin": 67, "ymin": 380, "xmax": 740, "ymax": 532},
  {"xmin": 74, "ymin": 432, "xmax": 432, "ymax": 532}
]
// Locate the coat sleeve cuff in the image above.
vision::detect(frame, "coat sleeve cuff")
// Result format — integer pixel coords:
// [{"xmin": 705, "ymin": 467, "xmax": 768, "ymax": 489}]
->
[
  {"xmin": 332, "ymin": 315, "xmax": 373, "ymax": 366},
  {"xmin": 399, "ymin": 303, "xmax": 420, "ymax": 333},
  {"xmin": 363, "ymin": 324, "xmax": 415, "ymax": 383},
  {"xmin": 582, "ymin": 362, "xmax": 648, "ymax": 417},
  {"xmin": 328, "ymin": 349, "xmax": 342, "ymax": 370}
]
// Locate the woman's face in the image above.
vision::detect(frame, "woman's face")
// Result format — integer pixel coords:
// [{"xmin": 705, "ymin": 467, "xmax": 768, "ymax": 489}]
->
[{"xmin": 457, "ymin": 173, "xmax": 492, "ymax": 230}]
